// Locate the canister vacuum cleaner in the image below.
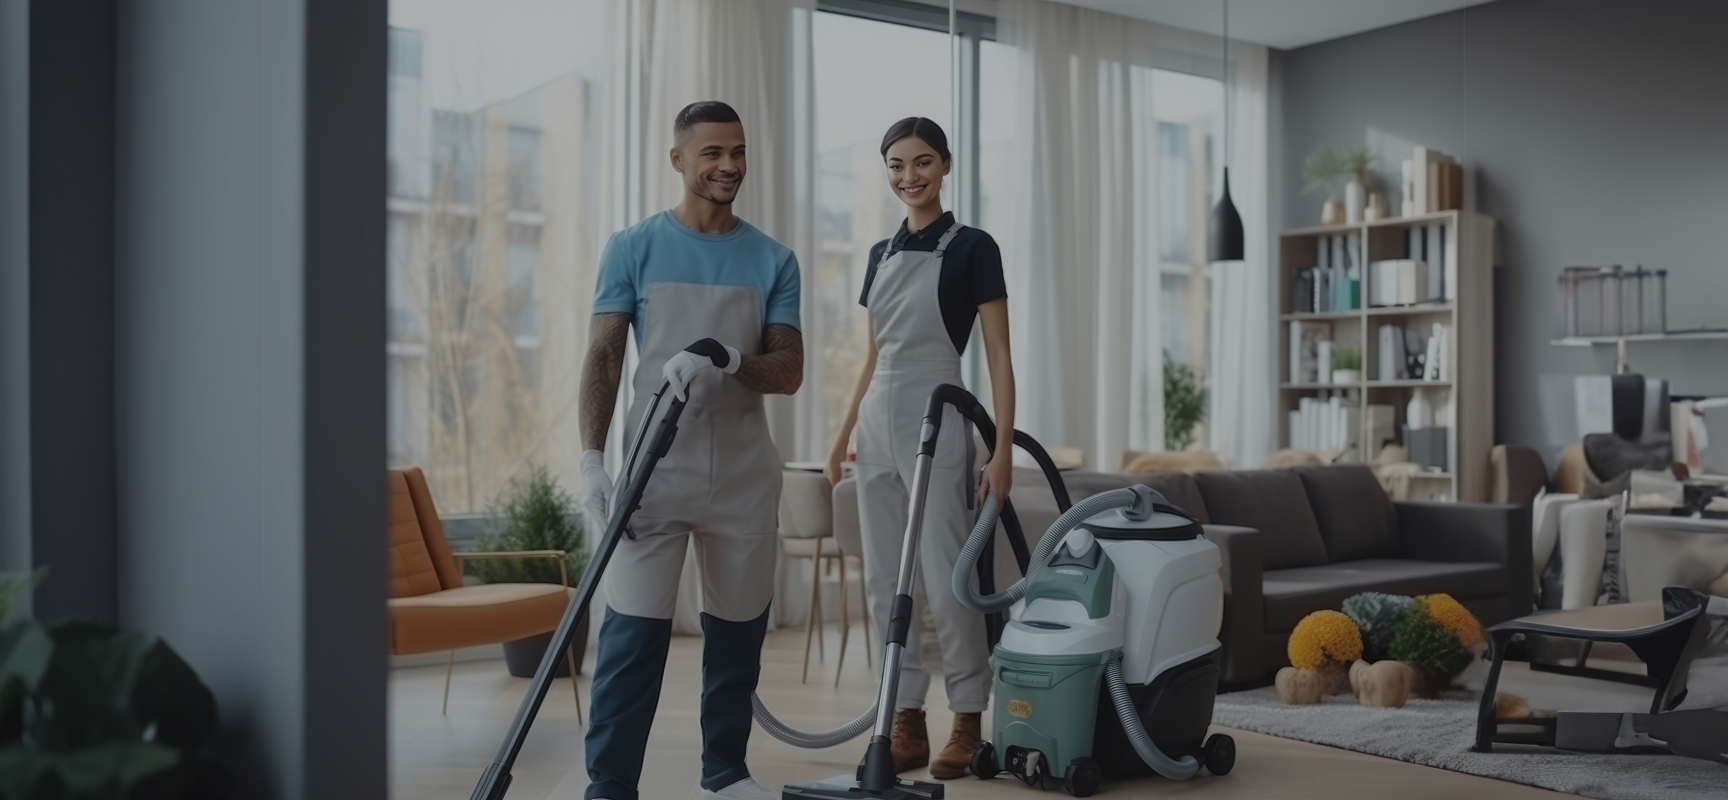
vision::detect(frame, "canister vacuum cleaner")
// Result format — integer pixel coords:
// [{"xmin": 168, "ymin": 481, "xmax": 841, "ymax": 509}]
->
[{"xmin": 952, "ymin": 480, "xmax": 1236, "ymax": 795}]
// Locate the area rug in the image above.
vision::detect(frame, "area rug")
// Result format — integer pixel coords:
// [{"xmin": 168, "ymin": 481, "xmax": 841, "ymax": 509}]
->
[{"xmin": 1213, "ymin": 686, "xmax": 1723, "ymax": 800}]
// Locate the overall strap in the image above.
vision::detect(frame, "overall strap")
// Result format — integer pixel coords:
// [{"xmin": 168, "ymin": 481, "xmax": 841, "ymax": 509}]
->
[{"xmin": 933, "ymin": 222, "xmax": 966, "ymax": 256}]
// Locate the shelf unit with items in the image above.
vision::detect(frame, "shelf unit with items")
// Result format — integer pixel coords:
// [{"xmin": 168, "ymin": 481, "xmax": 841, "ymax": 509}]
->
[{"xmin": 1276, "ymin": 210, "xmax": 1496, "ymax": 502}]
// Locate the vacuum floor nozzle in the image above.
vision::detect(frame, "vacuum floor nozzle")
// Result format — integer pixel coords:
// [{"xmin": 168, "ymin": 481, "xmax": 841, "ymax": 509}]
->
[{"xmin": 781, "ymin": 776, "xmax": 944, "ymax": 799}]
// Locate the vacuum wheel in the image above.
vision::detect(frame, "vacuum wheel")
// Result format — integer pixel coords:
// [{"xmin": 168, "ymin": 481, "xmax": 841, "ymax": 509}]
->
[
  {"xmin": 1062, "ymin": 757, "xmax": 1101, "ymax": 797},
  {"xmin": 970, "ymin": 741, "xmax": 1000, "ymax": 780},
  {"xmin": 1203, "ymin": 734, "xmax": 1236, "ymax": 776}
]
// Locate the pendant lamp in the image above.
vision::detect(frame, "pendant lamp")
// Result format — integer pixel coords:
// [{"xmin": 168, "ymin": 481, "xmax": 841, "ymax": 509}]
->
[{"xmin": 1207, "ymin": 0, "xmax": 1244, "ymax": 262}]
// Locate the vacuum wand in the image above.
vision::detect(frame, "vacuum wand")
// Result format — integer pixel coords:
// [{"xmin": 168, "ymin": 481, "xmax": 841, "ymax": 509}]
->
[{"xmin": 471, "ymin": 385, "xmax": 687, "ymax": 800}]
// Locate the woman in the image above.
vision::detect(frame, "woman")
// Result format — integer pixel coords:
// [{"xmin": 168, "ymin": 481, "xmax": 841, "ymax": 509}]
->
[{"xmin": 824, "ymin": 117, "xmax": 1016, "ymax": 779}]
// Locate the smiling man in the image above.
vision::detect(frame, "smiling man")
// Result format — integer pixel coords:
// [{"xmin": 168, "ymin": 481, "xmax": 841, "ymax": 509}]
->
[{"xmin": 577, "ymin": 101, "xmax": 804, "ymax": 800}]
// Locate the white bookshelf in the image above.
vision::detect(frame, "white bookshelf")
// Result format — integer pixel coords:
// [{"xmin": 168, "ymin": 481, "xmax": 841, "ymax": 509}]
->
[{"xmin": 1276, "ymin": 210, "xmax": 1497, "ymax": 502}]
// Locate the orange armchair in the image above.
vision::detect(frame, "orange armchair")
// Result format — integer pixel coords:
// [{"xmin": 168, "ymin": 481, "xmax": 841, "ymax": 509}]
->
[{"xmin": 388, "ymin": 466, "xmax": 581, "ymax": 717}]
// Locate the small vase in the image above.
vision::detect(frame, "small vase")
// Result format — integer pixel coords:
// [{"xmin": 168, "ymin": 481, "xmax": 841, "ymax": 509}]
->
[
  {"xmin": 1345, "ymin": 178, "xmax": 1364, "ymax": 224},
  {"xmin": 1364, "ymin": 191, "xmax": 1388, "ymax": 221},
  {"xmin": 1321, "ymin": 200, "xmax": 1345, "ymax": 226}
]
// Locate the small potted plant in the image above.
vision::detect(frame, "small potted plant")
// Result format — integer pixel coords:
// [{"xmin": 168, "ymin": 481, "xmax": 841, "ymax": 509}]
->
[
  {"xmin": 1163, "ymin": 351, "xmax": 1208, "ymax": 452},
  {"xmin": 470, "ymin": 464, "xmax": 591, "ymax": 678},
  {"xmin": 1331, "ymin": 344, "xmax": 1363, "ymax": 384}
]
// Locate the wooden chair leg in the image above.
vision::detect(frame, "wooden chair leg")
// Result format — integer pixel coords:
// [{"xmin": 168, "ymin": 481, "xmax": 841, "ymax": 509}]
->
[
  {"xmin": 803, "ymin": 550, "xmax": 820, "ymax": 683},
  {"xmin": 442, "ymin": 650, "xmax": 455, "ymax": 716},
  {"xmin": 814, "ymin": 550, "xmax": 826, "ymax": 664},
  {"xmin": 565, "ymin": 646, "xmax": 584, "ymax": 726},
  {"xmin": 836, "ymin": 553, "xmax": 850, "ymax": 687}
]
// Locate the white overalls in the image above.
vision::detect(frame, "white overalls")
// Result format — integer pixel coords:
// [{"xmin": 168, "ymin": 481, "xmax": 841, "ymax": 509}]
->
[
  {"xmin": 856, "ymin": 222, "xmax": 992, "ymax": 713},
  {"xmin": 603, "ymin": 281, "xmax": 783, "ymax": 621}
]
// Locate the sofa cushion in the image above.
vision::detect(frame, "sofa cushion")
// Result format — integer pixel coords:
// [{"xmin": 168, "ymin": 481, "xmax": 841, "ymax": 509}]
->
[
  {"xmin": 1194, "ymin": 470, "xmax": 1329, "ymax": 571},
  {"xmin": 1295, "ymin": 464, "xmax": 1400, "ymax": 562},
  {"xmin": 1261, "ymin": 559, "xmax": 1506, "ymax": 633}
]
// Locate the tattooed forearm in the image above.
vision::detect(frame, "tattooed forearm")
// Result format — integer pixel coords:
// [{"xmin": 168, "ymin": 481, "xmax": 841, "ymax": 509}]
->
[
  {"xmin": 733, "ymin": 324, "xmax": 804, "ymax": 396},
  {"xmin": 580, "ymin": 313, "xmax": 632, "ymax": 451}
]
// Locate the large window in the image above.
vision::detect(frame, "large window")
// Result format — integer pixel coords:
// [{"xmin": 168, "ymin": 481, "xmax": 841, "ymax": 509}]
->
[
  {"xmin": 386, "ymin": 2, "xmax": 604, "ymax": 511},
  {"xmin": 809, "ymin": 10, "xmax": 955, "ymax": 453}
]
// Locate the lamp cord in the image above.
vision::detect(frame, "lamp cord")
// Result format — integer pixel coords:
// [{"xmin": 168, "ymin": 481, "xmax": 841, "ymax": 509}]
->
[{"xmin": 1222, "ymin": 0, "xmax": 1229, "ymax": 168}]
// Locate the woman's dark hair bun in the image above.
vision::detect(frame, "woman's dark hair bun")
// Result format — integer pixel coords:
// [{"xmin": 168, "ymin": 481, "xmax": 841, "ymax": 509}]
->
[{"xmin": 880, "ymin": 117, "xmax": 951, "ymax": 162}]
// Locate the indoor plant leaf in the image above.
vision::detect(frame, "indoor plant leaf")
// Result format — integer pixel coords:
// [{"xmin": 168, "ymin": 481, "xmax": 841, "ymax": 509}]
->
[
  {"xmin": 129, "ymin": 638, "xmax": 218, "ymax": 750},
  {"xmin": 55, "ymin": 739, "xmax": 181, "ymax": 795},
  {"xmin": 0, "ymin": 743, "xmax": 59, "ymax": 800}
]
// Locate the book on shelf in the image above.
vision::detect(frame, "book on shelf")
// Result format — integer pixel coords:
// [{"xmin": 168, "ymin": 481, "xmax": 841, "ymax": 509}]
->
[
  {"xmin": 1423, "ymin": 322, "xmax": 1449, "ymax": 381},
  {"xmin": 1317, "ymin": 340, "xmax": 1334, "ymax": 385},
  {"xmin": 1289, "ymin": 321, "xmax": 1332, "ymax": 383},
  {"xmin": 1290, "ymin": 394, "xmax": 1359, "ymax": 454},
  {"xmin": 1290, "ymin": 268, "xmax": 1314, "ymax": 313},
  {"xmin": 1412, "ymin": 147, "xmax": 1459, "ymax": 215},
  {"xmin": 1424, "ymin": 224, "xmax": 1445, "ymax": 300}
]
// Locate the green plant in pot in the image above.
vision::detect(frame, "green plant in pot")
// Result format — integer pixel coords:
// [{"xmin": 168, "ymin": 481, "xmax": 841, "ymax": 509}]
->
[
  {"xmin": 1163, "ymin": 351, "xmax": 1208, "ymax": 452},
  {"xmin": 1330, "ymin": 344, "xmax": 1363, "ymax": 384},
  {"xmin": 470, "ymin": 464, "xmax": 591, "ymax": 678},
  {"xmin": 0, "ymin": 572, "xmax": 232, "ymax": 800}
]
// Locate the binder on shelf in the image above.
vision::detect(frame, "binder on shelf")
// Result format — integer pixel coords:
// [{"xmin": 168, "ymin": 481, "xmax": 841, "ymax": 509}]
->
[
  {"xmin": 1290, "ymin": 268, "xmax": 1314, "ymax": 313},
  {"xmin": 1318, "ymin": 340, "xmax": 1334, "ymax": 385},
  {"xmin": 1377, "ymin": 324, "xmax": 1403, "ymax": 381},
  {"xmin": 1425, "ymin": 225, "xmax": 1445, "ymax": 301}
]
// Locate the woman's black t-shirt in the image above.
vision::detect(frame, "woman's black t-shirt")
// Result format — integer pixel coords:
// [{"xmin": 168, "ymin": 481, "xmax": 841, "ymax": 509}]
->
[{"xmin": 859, "ymin": 211, "xmax": 1007, "ymax": 356}]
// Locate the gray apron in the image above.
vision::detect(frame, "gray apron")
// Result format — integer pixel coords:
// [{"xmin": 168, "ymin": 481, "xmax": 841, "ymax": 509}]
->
[
  {"xmin": 603, "ymin": 281, "xmax": 783, "ymax": 622},
  {"xmin": 855, "ymin": 223, "xmax": 992, "ymax": 712}
]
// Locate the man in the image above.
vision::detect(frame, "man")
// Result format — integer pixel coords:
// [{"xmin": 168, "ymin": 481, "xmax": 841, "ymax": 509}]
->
[{"xmin": 578, "ymin": 101, "xmax": 803, "ymax": 800}]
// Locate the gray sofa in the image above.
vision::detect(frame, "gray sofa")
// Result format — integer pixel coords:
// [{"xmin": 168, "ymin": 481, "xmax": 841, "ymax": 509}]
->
[{"xmin": 833, "ymin": 463, "xmax": 1531, "ymax": 685}]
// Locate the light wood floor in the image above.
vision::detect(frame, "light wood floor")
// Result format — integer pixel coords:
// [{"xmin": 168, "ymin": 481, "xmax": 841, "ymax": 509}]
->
[{"xmin": 391, "ymin": 624, "xmax": 1575, "ymax": 800}]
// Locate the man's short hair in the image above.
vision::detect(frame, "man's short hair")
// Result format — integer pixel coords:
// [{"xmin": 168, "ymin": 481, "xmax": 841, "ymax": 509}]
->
[{"xmin": 674, "ymin": 101, "xmax": 742, "ymax": 144}]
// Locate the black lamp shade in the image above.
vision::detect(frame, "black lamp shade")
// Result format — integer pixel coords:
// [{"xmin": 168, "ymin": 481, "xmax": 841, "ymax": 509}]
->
[{"xmin": 1208, "ymin": 167, "xmax": 1244, "ymax": 262}]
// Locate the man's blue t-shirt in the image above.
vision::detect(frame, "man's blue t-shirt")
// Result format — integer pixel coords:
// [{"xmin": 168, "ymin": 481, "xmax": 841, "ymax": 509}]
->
[{"xmin": 592, "ymin": 210, "xmax": 801, "ymax": 341}]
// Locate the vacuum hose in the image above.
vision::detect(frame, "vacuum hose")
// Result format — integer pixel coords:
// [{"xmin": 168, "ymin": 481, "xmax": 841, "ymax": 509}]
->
[
  {"xmin": 1105, "ymin": 656, "xmax": 1202, "ymax": 780},
  {"xmin": 951, "ymin": 486, "xmax": 1151, "ymax": 615},
  {"xmin": 750, "ymin": 696, "xmax": 878, "ymax": 749}
]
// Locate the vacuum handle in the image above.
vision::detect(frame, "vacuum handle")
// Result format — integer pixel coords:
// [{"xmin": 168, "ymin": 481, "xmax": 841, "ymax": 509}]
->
[{"xmin": 471, "ymin": 385, "xmax": 687, "ymax": 800}]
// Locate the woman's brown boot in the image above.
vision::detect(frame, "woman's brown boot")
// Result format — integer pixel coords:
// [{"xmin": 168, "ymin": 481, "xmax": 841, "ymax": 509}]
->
[
  {"xmin": 890, "ymin": 708, "xmax": 929, "ymax": 773},
  {"xmin": 929, "ymin": 712, "xmax": 982, "ymax": 779}
]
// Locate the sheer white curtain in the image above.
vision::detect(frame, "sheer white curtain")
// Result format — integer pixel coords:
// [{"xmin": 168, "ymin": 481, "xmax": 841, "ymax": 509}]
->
[
  {"xmin": 993, "ymin": 0, "xmax": 1271, "ymax": 471},
  {"xmin": 599, "ymin": 0, "xmax": 816, "ymax": 633},
  {"xmin": 1206, "ymin": 39, "xmax": 1273, "ymax": 471}
]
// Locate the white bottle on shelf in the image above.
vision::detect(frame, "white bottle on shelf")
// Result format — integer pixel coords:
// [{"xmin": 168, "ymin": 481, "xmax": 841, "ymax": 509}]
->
[{"xmin": 1407, "ymin": 387, "xmax": 1433, "ymax": 429}]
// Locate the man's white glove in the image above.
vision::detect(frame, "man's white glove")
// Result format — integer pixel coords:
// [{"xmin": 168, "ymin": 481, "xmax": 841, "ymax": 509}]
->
[
  {"xmin": 580, "ymin": 450, "xmax": 613, "ymax": 530},
  {"xmin": 661, "ymin": 338, "xmax": 741, "ymax": 402}
]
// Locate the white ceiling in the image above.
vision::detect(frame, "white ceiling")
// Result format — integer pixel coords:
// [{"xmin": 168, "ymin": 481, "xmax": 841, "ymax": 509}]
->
[{"xmin": 1048, "ymin": 0, "xmax": 1495, "ymax": 50}]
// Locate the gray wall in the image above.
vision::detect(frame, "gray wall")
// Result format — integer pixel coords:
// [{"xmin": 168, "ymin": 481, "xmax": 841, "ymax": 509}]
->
[
  {"xmin": 1278, "ymin": 0, "xmax": 1728, "ymax": 467},
  {"xmin": 0, "ymin": 0, "xmax": 388, "ymax": 795},
  {"xmin": 113, "ymin": 1, "xmax": 387, "ymax": 795}
]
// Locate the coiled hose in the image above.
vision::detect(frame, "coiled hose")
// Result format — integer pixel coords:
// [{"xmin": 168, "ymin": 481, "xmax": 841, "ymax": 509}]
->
[
  {"xmin": 750, "ymin": 695, "xmax": 877, "ymax": 749},
  {"xmin": 951, "ymin": 486, "xmax": 1148, "ymax": 615},
  {"xmin": 1105, "ymin": 656, "xmax": 1201, "ymax": 780}
]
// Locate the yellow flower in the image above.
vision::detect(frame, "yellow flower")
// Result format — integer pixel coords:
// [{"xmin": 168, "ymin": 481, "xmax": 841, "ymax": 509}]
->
[
  {"xmin": 1416, "ymin": 594, "xmax": 1483, "ymax": 648},
  {"xmin": 1288, "ymin": 610, "xmax": 1364, "ymax": 669}
]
